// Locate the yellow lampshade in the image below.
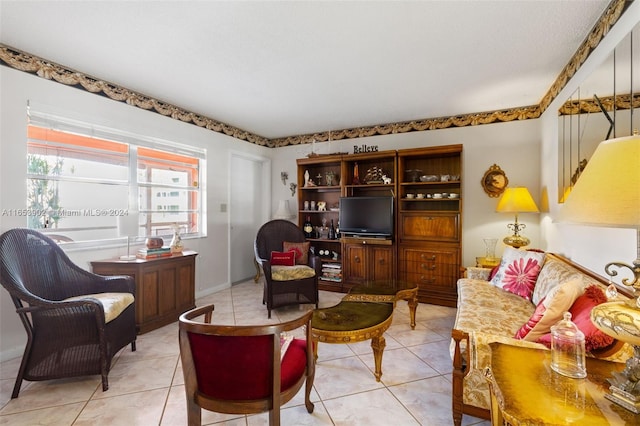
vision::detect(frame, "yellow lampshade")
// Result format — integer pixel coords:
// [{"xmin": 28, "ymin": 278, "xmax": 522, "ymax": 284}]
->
[
  {"xmin": 563, "ymin": 134, "xmax": 640, "ymax": 413},
  {"xmin": 561, "ymin": 134, "xmax": 640, "ymax": 227},
  {"xmin": 495, "ymin": 187, "xmax": 539, "ymax": 248},
  {"xmin": 496, "ymin": 187, "xmax": 539, "ymax": 213}
]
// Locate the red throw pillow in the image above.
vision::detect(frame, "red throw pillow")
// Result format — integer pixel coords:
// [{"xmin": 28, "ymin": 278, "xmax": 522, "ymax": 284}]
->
[
  {"xmin": 537, "ymin": 285, "xmax": 614, "ymax": 352},
  {"xmin": 488, "ymin": 265, "xmax": 500, "ymax": 280},
  {"xmin": 270, "ymin": 250, "xmax": 295, "ymax": 266},
  {"xmin": 282, "ymin": 241, "xmax": 310, "ymax": 265}
]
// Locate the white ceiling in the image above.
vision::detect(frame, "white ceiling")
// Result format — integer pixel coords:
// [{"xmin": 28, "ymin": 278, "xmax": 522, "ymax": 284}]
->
[{"xmin": 0, "ymin": 1, "xmax": 612, "ymax": 140}]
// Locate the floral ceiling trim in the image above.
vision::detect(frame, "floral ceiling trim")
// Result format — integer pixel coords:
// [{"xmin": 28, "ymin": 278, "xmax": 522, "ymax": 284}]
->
[
  {"xmin": 0, "ymin": 0, "xmax": 627, "ymax": 148},
  {"xmin": 558, "ymin": 93, "xmax": 640, "ymax": 115},
  {"xmin": 0, "ymin": 45, "xmax": 271, "ymax": 147},
  {"xmin": 270, "ymin": 105, "xmax": 542, "ymax": 147},
  {"xmin": 539, "ymin": 0, "xmax": 627, "ymax": 114}
]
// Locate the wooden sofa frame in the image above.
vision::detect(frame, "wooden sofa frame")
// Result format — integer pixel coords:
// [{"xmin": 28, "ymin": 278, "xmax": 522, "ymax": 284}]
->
[{"xmin": 450, "ymin": 253, "xmax": 632, "ymax": 425}]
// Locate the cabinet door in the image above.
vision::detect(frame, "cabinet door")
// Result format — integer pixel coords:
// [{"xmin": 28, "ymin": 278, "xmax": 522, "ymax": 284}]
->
[
  {"xmin": 343, "ymin": 243, "xmax": 367, "ymax": 285},
  {"xmin": 176, "ymin": 259, "xmax": 195, "ymax": 310},
  {"xmin": 370, "ymin": 245, "xmax": 395, "ymax": 282},
  {"xmin": 399, "ymin": 212, "xmax": 459, "ymax": 242},
  {"xmin": 400, "ymin": 245, "xmax": 459, "ymax": 304},
  {"xmin": 141, "ymin": 269, "xmax": 161, "ymax": 321},
  {"xmin": 159, "ymin": 265, "xmax": 178, "ymax": 314}
]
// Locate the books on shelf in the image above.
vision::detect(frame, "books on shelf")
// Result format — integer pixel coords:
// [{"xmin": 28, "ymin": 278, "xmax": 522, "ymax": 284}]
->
[
  {"xmin": 137, "ymin": 246, "xmax": 172, "ymax": 259},
  {"xmin": 321, "ymin": 262, "xmax": 342, "ymax": 282}
]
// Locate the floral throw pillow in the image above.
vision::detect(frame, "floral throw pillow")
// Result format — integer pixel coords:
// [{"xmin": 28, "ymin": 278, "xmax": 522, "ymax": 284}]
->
[
  {"xmin": 490, "ymin": 246, "xmax": 545, "ymax": 300},
  {"xmin": 282, "ymin": 241, "xmax": 310, "ymax": 265}
]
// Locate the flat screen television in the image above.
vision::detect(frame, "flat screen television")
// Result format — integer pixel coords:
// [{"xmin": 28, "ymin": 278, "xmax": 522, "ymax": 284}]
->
[{"xmin": 339, "ymin": 196, "xmax": 394, "ymax": 238}]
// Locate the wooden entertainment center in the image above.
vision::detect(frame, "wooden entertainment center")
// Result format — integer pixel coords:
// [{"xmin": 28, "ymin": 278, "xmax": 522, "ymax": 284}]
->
[{"xmin": 297, "ymin": 145, "xmax": 462, "ymax": 307}]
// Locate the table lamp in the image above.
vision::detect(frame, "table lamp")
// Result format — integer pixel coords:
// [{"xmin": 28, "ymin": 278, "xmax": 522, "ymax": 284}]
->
[
  {"xmin": 273, "ymin": 200, "xmax": 293, "ymax": 220},
  {"xmin": 496, "ymin": 187, "xmax": 539, "ymax": 248},
  {"xmin": 561, "ymin": 133, "xmax": 640, "ymax": 413},
  {"xmin": 117, "ymin": 212, "xmax": 139, "ymax": 260}
]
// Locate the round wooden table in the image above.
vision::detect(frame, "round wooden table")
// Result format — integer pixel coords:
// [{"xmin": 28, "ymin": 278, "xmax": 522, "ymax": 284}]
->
[{"xmin": 311, "ymin": 301, "xmax": 394, "ymax": 382}]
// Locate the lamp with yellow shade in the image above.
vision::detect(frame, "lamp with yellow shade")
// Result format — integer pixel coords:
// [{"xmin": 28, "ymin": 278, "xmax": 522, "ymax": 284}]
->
[
  {"xmin": 495, "ymin": 187, "xmax": 539, "ymax": 248},
  {"xmin": 561, "ymin": 133, "xmax": 640, "ymax": 413}
]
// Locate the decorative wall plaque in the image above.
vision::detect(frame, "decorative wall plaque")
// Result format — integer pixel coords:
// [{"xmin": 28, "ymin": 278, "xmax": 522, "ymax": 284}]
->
[{"xmin": 481, "ymin": 164, "xmax": 508, "ymax": 197}]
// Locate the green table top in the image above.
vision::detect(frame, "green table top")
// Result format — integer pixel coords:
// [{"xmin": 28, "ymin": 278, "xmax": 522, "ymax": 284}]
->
[{"xmin": 312, "ymin": 301, "xmax": 393, "ymax": 332}]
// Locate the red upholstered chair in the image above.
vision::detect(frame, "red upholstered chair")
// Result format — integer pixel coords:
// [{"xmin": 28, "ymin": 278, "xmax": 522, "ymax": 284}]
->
[
  {"xmin": 254, "ymin": 219, "xmax": 320, "ymax": 318},
  {"xmin": 178, "ymin": 304, "xmax": 315, "ymax": 426},
  {"xmin": 0, "ymin": 228, "xmax": 137, "ymax": 398}
]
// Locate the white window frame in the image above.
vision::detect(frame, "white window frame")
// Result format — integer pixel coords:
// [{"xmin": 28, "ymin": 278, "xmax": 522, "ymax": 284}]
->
[{"xmin": 26, "ymin": 106, "xmax": 207, "ymax": 248}]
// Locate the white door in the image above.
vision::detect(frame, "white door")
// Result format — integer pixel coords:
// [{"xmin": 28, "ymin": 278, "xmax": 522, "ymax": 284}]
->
[{"xmin": 229, "ymin": 152, "xmax": 270, "ymax": 284}]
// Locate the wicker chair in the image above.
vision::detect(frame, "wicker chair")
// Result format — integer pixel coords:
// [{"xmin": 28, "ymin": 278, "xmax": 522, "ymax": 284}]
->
[
  {"xmin": 254, "ymin": 220, "xmax": 320, "ymax": 318},
  {"xmin": 0, "ymin": 228, "xmax": 137, "ymax": 398},
  {"xmin": 179, "ymin": 304, "xmax": 315, "ymax": 426}
]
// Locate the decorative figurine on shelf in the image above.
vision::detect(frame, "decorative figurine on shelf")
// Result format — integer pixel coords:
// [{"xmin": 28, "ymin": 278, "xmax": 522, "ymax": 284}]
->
[
  {"xmin": 364, "ymin": 166, "xmax": 385, "ymax": 184},
  {"xmin": 325, "ymin": 171, "xmax": 335, "ymax": 186},
  {"xmin": 170, "ymin": 223, "xmax": 184, "ymax": 254},
  {"xmin": 353, "ymin": 162, "xmax": 360, "ymax": 185},
  {"xmin": 317, "ymin": 201, "xmax": 327, "ymax": 211},
  {"xmin": 382, "ymin": 175, "xmax": 392, "ymax": 184},
  {"xmin": 304, "ymin": 170, "xmax": 310, "ymax": 187}
]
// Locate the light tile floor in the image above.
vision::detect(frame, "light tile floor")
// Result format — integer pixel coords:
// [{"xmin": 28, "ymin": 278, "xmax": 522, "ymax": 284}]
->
[{"xmin": 0, "ymin": 280, "xmax": 489, "ymax": 425}]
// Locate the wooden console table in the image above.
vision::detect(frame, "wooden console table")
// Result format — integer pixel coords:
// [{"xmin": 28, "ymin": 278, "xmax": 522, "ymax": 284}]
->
[{"xmin": 91, "ymin": 250, "xmax": 197, "ymax": 334}]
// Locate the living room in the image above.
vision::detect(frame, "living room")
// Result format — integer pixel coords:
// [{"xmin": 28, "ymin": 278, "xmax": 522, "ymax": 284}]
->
[{"xmin": 1, "ymin": 1, "xmax": 640, "ymax": 424}]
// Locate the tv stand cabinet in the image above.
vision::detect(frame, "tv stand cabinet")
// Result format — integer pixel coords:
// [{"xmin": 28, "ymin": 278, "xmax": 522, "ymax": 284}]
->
[{"xmin": 342, "ymin": 237, "xmax": 395, "ymax": 288}]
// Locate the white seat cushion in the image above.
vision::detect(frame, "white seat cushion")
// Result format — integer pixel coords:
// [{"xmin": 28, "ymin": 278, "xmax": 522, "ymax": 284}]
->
[{"xmin": 65, "ymin": 292, "xmax": 134, "ymax": 323}]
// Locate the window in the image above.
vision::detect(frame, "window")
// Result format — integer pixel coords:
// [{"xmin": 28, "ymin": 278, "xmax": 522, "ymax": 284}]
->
[{"xmin": 26, "ymin": 110, "xmax": 206, "ymax": 244}]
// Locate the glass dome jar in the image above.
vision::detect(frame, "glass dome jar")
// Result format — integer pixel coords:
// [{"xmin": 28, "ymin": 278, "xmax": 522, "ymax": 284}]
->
[{"xmin": 550, "ymin": 312, "xmax": 586, "ymax": 378}]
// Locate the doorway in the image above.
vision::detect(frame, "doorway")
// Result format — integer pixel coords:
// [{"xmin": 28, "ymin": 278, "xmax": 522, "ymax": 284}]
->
[{"xmin": 229, "ymin": 152, "xmax": 271, "ymax": 284}]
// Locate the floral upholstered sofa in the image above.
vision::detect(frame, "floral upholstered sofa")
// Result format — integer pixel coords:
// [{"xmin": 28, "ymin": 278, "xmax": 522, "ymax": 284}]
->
[{"xmin": 450, "ymin": 248, "xmax": 633, "ymax": 425}]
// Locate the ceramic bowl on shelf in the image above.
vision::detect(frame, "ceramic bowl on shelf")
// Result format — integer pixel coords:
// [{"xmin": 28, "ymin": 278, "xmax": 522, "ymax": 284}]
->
[
  {"xmin": 416, "ymin": 193, "xmax": 425, "ymax": 199},
  {"xmin": 420, "ymin": 175, "xmax": 438, "ymax": 182},
  {"xmin": 432, "ymin": 193, "xmax": 443, "ymax": 199},
  {"xmin": 406, "ymin": 193, "xmax": 415, "ymax": 199},
  {"xmin": 405, "ymin": 169, "xmax": 423, "ymax": 182},
  {"xmin": 448, "ymin": 193, "xmax": 459, "ymax": 199}
]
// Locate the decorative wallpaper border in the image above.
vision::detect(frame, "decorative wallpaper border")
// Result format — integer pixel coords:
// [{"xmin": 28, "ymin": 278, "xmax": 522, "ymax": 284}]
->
[
  {"xmin": 558, "ymin": 93, "xmax": 640, "ymax": 115},
  {"xmin": 0, "ymin": 0, "xmax": 627, "ymax": 148}
]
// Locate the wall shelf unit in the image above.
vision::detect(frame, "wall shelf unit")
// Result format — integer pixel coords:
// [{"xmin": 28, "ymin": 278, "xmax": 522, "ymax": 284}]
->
[
  {"xmin": 296, "ymin": 144, "xmax": 462, "ymax": 305},
  {"xmin": 397, "ymin": 145, "xmax": 462, "ymax": 307}
]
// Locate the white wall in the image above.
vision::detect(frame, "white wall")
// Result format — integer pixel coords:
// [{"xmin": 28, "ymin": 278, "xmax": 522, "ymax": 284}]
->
[
  {"xmin": 272, "ymin": 118, "xmax": 542, "ymax": 267},
  {"xmin": 540, "ymin": 2, "xmax": 640, "ymax": 279},
  {"xmin": 2, "ymin": 5, "xmax": 638, "ymax": 361},
  {"xmin": 0, "ymin": 66, "xmax": 271, "ymax": 360}
]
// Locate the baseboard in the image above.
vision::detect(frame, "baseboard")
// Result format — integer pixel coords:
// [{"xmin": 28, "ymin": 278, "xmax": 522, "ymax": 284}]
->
[
  {"xmin": 195, "ymin": 282, "xmax": 229, "ymax": 300},
  {"xmin": 0, "ymin": 345, "xmax": 24, "ymax": 363}
]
